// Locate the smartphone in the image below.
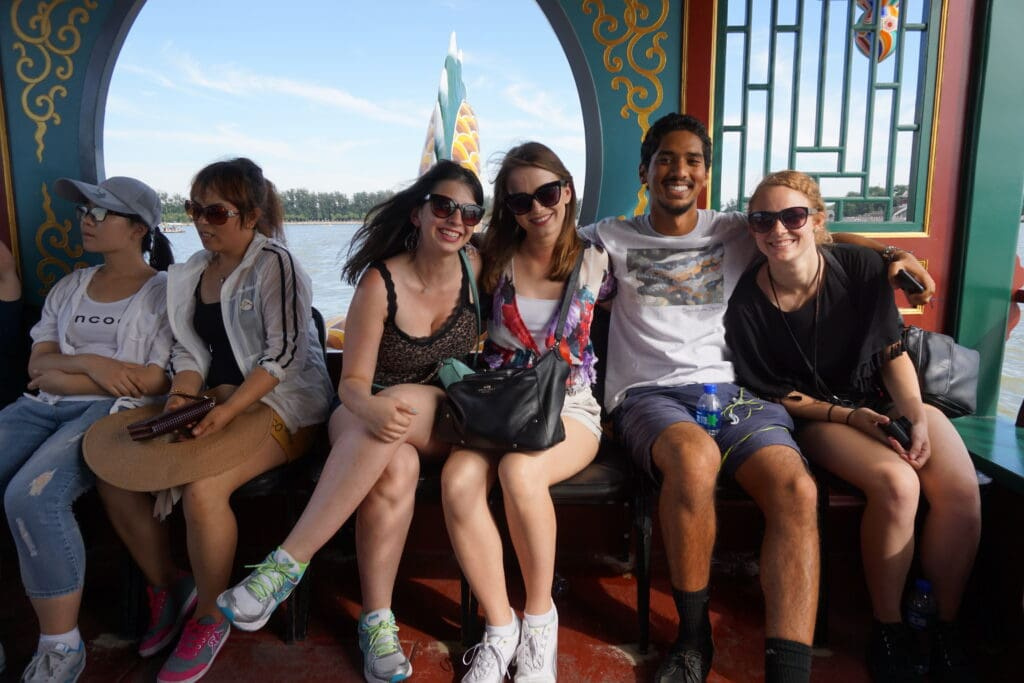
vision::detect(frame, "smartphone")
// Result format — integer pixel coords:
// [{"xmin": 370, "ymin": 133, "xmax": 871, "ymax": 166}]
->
[
  {"xmin": 878, "ymin": 416, "xmax": 913, "ymax": 450},
  {"xmin": 895, "ymin": 269, "xmax": 925, "ymax": 295}
]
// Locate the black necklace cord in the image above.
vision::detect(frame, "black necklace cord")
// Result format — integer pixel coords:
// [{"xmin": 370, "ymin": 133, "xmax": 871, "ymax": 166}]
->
[{"xmin": 766, "ymin": 250, "xmax": 849, "ymax": 406}]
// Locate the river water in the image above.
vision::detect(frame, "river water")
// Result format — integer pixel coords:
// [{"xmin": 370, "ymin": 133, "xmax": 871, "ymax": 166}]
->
[
  {"xmin": 163, "ymin": 222, "xmax": 360, "ymax": 321},
  {"xmin": 164, "ymin": 221, "xmax": 1024, "ymax": 417}
]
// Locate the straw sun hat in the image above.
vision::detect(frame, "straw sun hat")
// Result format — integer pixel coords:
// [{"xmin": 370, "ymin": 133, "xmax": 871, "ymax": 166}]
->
[{"xmin": 84, "ymin": 385, "xmax": 272, "ymax": 492}]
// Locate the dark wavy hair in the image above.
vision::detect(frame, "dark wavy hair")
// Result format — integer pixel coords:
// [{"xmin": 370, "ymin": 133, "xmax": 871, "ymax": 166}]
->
[
  {"xmin": 190, "ymin": 157, "xmax": 285, "ymax": 242},
  {"xmin": 640, "ymin": 113, "xmax": 713, "ymax": 169},
  {"xmin": 481, "ymin": 142, "xmax": 581, "ymax": 293},
  {"xmin": 342, "ymin": 160, "xmax": 483, "ymax": 286}
]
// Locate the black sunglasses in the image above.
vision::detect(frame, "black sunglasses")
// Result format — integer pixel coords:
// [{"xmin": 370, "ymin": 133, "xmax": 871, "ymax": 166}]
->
[
  {"xmin": 75, "ymin": 205, "xmax": 134, "ymax": 222},
  {"xmin": 504, "ymin": 179, "xmax": 567, "ymax": 215},
  {"xmin": 747, "ymin": 206, "xmax": 819, "ymax": 233},
  {"xmin": 185, "ymin": 200, "xmax": 240, "ymax": 226},
  {"xmin": 424, "ymin": 194, "xmax": 484, "ymax": 227}
]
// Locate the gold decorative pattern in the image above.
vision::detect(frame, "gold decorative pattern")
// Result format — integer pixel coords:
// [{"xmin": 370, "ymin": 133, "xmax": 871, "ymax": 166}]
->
[
  {"xmin": 35, "ymin": 182, "xmax": 86, "ymax": 296},
  {"xmin": 10, "ymin": 0, "xmax": 97, "ymax": 162},
  {"xmin": 583, "ymin": 0, "xmax": 670, "ymax": 214}
]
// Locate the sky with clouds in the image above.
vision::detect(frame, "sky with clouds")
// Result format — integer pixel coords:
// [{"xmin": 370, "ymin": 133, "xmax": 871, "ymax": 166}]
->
[{"xmin": 104, "ymin": 0, "xmax": 586, "ymax": 198}]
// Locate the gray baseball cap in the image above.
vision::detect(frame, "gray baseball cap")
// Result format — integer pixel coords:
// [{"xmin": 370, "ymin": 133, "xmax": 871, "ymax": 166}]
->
[{"xmin": 54, "ymin": 176, "xmax": 161, "ymax": 229}]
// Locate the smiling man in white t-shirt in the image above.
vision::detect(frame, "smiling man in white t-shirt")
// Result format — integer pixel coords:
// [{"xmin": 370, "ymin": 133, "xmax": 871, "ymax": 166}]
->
[{"xmin": 581, "ymin": 112, "xmax": 933, "ymax": 683}]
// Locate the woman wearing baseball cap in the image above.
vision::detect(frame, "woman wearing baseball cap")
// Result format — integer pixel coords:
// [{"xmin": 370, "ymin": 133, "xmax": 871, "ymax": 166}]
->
[{"xmin": 0, "ymin": 174, "xmax": 174, "ymax": 681}]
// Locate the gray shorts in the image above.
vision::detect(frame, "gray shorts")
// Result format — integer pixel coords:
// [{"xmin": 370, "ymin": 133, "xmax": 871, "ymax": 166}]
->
[{"xmin": 611, "ymin": 383, "xmax": 801, "ymax": 482}]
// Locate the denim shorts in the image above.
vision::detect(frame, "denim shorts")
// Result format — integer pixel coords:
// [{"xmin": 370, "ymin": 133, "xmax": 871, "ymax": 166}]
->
[{"xmin": 612, "ymin": 382, "xmax": 801, "ymax": 482}]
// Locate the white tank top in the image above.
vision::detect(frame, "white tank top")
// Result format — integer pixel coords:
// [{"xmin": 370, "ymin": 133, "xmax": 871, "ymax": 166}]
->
[{"xmin": 516, "ymin": 295, "xmax": 559, "ymax": 351}]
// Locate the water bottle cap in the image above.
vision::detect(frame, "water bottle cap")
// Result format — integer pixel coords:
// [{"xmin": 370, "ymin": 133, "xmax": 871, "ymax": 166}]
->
[
  {"xmin": 914, "ymin": 578, "xmax": 932, "ymax": 592},
  {"xmin": 703, "ymin": 383, "xmax": 717, "ymax": 393}
]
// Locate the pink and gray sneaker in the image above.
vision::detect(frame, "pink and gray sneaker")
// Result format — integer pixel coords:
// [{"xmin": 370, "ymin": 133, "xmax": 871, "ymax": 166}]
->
[
  {"xmin": 140, "ymin": 574, "xmax": 198, "ymax": 657},
  {"xmin": 157, "ymin": 615, "xmax": 230, "ymax": 683}
]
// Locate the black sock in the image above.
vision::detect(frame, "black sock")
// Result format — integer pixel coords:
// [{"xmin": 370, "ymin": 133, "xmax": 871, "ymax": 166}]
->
[
  {"xmin": 765, "ymin": 637, "xmax": 812, "ymax": 683},
  {"xmin": 672, "ymin": 586, "xmax": 711, "ymax": 650}
]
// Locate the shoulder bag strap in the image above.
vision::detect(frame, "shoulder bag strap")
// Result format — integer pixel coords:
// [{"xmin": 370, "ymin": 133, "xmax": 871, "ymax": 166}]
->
[
  {"xmin": 551, "ymin": 246, "xmax": 587, "ymax": 345},
  {"xmin": 459, "ymin": 247, "xmax": 482, "ymax": 341},
  {"xmin": 820, "ymin": 246, "xmax": 851, "ymax": 290}
]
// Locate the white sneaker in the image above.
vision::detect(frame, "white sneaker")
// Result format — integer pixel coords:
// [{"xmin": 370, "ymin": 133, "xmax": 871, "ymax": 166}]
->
[
  {"xmin": 515, "ymin": 607, "xmax": 558, "ymax": 682},
  {"xmin": 20, "ymin": 641, "xmax": 86, "ymax": 683},
  {"xmin": 358, "ymin": 609, "xmax": 412, "ymax": 683},
  {"xmin": 462, "ymin": 613, "xmax": 521, "ymax": 683},
  {"xmin": 217, "ymin": 548, "xmax": 305, "ymax": 631}
]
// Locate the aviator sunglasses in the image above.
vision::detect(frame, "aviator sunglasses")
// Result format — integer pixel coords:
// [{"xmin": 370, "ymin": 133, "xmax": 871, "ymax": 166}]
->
[
  {"xmin": 504, "ymin": 179, "xmax": 567, "ymax": 215},
  {"xmin": 424, "ymin": 194, "xmax": 485, "ymax": 227},
  {"xmin": 75, "ymin": 205, "xmax": 134, "ymax": 222},
  {"xmin": 185, "ymin": 200, "xmax": 240, "ymax": 226},
  {"xmin": 747, "ymin": 206, "xmax": 819, "ymax": 234}
]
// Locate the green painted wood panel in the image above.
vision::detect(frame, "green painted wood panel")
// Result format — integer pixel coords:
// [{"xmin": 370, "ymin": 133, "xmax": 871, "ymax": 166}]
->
[{"xmin": 953, "ymin": 0, "xmax": 1024, "ymax": 416}]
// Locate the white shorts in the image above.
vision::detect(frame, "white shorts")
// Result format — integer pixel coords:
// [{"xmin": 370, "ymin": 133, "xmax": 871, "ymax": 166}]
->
[{"xmin": 562, "ymin": 387, "xmax": 603, "ymax": 440}]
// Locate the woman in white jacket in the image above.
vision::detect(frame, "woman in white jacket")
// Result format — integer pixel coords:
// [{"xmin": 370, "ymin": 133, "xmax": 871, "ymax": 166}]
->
[
  {"xmin": 96, "ymin": 158, "xmax": 332, "ymax": 683},
  {"xmin": 0, "ymin": 175, "xmax": 173, "ymax": 682}
]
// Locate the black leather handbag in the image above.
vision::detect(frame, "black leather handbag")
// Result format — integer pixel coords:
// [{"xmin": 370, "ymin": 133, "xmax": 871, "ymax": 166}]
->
[
  {"xmin": 901, "ymin": 325, "xmax": 980, "ymax": 418},
  {"xmin": 436, "ymin": 249, "xmax": 585, "ymax": 451}
]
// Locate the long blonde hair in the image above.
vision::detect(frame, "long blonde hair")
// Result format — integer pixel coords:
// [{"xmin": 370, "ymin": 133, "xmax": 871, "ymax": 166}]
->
[{"xmin": 750, "ymin": 170, "xmax": 832, "ymax": 244}]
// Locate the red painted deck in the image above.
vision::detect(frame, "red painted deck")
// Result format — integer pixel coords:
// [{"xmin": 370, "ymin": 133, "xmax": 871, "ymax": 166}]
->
[{"xmin": 0, "ymin": 491, "xmax": 1020, "ymax": 682}]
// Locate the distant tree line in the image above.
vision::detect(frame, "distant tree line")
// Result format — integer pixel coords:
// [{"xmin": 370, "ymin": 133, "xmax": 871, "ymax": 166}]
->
[
  {"xmin": 840, "ymin": 184, "xmax": 909, "ymax": 218},
  {"xmin": 159, "ymin": 189, "xmax": 395, "ymax": 223}
]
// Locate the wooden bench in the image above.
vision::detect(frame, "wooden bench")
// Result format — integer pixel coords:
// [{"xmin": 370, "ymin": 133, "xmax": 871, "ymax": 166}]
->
[{"xmin": 953, "ymin": 413, "xmax": 1024, "ymax": 496}]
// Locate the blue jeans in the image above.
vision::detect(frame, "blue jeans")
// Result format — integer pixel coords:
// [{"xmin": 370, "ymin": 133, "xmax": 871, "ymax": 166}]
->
[{"xmin": 0, "ymin": 396, "xmax": 115, "ymax": 598}]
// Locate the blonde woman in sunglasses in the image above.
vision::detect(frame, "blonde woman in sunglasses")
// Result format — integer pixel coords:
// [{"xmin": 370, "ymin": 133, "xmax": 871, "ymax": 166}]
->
[
  {"xmin": 724, "ymin": 170, "xmax": 980, "ymax": 682},
  {"xmin": 441, "ymin": 142, "xmax": 614, "ymax": 683},
  {"xmin": 218, "ymin": 159, "xmax": 484, "ymax": 683}
]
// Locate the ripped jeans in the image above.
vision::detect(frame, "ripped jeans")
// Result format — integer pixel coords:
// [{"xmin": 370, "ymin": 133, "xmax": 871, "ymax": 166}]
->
[{"xmin": 0, "ymin": 395, "xmax": 115, "ymax": 598}]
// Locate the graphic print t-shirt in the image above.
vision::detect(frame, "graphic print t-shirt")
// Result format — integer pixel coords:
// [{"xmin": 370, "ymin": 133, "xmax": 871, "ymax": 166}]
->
[
  {"xmin": 581, "ymin": 211, "xmax": 755, "ymax": 411},
  {"xmin": 65, "ymin": 293, "xmax": 132, "ymax": 357}
]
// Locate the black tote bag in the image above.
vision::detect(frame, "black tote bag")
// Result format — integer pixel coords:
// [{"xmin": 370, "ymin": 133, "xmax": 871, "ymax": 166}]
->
[{"xmin": 436, "ymin": 249, "xmax": 585, "ymax": 451}]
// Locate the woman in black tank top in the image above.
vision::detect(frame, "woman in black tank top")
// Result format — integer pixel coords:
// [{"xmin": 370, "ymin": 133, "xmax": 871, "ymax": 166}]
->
[
  {"xmin": 726, "ymin": 170, "xmax": 980, "ymax": 680},
  {"xmin": 219, "ymin": 161, "xmax": 484, "ymax": 679}
]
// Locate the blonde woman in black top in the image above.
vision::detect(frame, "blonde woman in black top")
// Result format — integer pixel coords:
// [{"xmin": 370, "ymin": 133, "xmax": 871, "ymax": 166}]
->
[{"xmin": 725, "ymin": 170, "xmax": 980, "ymax": 682}]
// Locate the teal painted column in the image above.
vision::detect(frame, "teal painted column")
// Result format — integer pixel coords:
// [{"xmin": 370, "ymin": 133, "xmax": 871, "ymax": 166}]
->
[
  {"xmin": 953, "ymin": 0, "xmax": 1024, "ymax": 416},
  {"xmin": 539, "ymin": 1, "xmax": 683, "ymax": 223},
  {"xmin": 0, "ymin": 0, "xmax": 140, "ymax": 305}
]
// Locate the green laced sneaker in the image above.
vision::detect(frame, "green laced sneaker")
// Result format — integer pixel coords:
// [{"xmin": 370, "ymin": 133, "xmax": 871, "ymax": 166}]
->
[
  {"xmin": 358, "ymin": 609, "xmax": 412, "ymax": 683},
  {"xmin": 216, "ymin": 548, "xmax": 306, "ymax": 632}
]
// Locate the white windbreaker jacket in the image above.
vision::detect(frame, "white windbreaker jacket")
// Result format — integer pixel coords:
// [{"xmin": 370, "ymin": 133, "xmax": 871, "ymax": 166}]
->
[{"xmin": 165, "ymin": 232, "xmax": 332, "ymax": 432}]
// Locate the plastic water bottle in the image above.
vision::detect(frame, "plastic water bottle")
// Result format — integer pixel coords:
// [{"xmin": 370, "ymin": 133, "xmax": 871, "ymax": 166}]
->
[
  {"xmin": 905, "ymin": 578, "xmax": 936, "ymax": 673},
  {"xmin": 905, "ymin": 578, "xmax": 937, "ymax": 632},
  {"xmin": 695, "ymin": 383, "xmax": 722, "ymax": 437}
]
